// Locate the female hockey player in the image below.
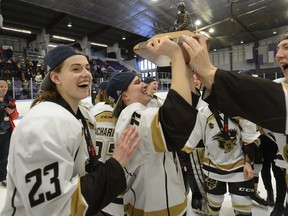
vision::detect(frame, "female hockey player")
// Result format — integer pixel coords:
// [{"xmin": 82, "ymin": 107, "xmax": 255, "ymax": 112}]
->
[
  {"xmin": 106, "ymin": 35, "xmax": 199, "ymax": 215},
  {"xmin": 184, "ymin": 102, "xmax": 260, "ymax": 216},
  {"xmin": 1, "ymin": 44, "xmax": 140, "ymax": 216}
]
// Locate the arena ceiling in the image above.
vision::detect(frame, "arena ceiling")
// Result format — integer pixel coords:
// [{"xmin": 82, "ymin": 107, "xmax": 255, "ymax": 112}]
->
[{"xmin": 1, "ymin": 0, "xmax": 288, "ymax": 58}]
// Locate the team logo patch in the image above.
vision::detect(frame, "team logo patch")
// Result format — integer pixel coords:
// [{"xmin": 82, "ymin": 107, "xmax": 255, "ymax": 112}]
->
[
  {"xmin": 209, "ymin": 122, "xmax": 214, "ymax": 129},
  {"xmin": 212, "ymin": 129, "xmax": 238, "ymax": 153},
  {"xmin": 205, "ymin": 177, "xmax": 217, "ymax": 190},
  {"xmin": 283, "ymin": 145, "xmax": 288, "ymax": 163}
]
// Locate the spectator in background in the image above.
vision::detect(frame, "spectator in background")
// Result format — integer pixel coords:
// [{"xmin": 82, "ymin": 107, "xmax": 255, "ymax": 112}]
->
[
  {"xmin": 20, "ymin": 72, "xmax": 26, "ymax": 82},
  {"xmin": 3, "ymin": 68, "xmax": 12, "ymax": 81},
  {"xmin": 15, "ymin": 62, "xmax": 23, "ymax": 79},
  {"xmin": 101, "ymin": 66, "xmax": 110, "ymax": 80},
  {"xmin": 39, "ymin": 63, "xmax": 46, "ymax": 77},
  {"xmin": 34, "ymin": 71, "xmax": 43, "ymax": 85},
  {"xmin": 5, "ymin": 80, "xmax": 12, "ymax": 96},
  {"xmin": 11, "ymin": 54, "xmax": 18, "ymax": 64},
  {"xmin": 0, "ymin": 80, "xmax": 18, "ymax": 187},
  {"xmin": 25, "ymin": 68, "xmax": 32, "ymax": 80},
  {"xmin": 22, "ymin": 78, "xmax": 29, "ymax": 98},
  {"xmin": 31, "ymin": 59, "xmax": 38, "ymax": 75},
  {"xmin": 5, "ymin": 48, "xmax": 13, "ymax": 59}
]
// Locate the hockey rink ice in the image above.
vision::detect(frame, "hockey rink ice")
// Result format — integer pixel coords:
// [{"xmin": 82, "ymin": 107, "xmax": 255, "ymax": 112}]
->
[{"xmin": 0, "ymin": 179, "xmax": 276, "ymax": 215}]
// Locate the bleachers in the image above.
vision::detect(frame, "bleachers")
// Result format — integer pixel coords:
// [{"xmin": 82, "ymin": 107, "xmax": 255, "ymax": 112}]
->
[
  {"xmin": 0, "ymin": 47, "xmax": 137, "ymax": 100},
  {"xmin": 0, "ymin": 42, "xmax": 140, "ymax": 84},
  {"xmin": 7, "ymin": 79, "xmax": 40, "ymax": 100},
  {"xmin": 106, "ymin": 60, "xmax": 128, "ymax": 71}
]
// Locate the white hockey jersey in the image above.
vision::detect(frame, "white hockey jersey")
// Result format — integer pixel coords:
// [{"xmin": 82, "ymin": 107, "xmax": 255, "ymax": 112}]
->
[
  {"xmin": 114, "ymin": 102, "xmax": 187, "ymax": 216},
  {"xmin": 90, "ymin": 102, "xmax": 126, "ymax": 216},
  {"xmin": 1, "ymin": 92, "xmax": 131, "ymax": 216},
  {"xmin": 184, "ymin": 105, "xmax": 260, "ymax": 182},
  {"xmin": 1, "ymin": 102, "xmax": 92, "ymax": 215},
  {"xmin": 90, "ymin": 102, "xmax": 116, "ymax": 163},
  {"xmin": 264, "ymin": 77, "xmax": 288, "ymax": 168}
]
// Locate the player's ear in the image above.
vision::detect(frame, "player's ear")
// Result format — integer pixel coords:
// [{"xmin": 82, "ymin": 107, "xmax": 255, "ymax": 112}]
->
[
  {"xmin": 50, "ymin": 72, "xmax": 61, "ymax": 84},
  {"xmin": 122, "ymin": 91, "xmax": 129, "ymax": 101}
]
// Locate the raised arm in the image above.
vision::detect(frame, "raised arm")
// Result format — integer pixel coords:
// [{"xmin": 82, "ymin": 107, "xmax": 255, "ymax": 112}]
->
[
  {"xmin": 182, "ymin": 34, "xmax": 217, "ymax": 90},
  {"xmin": 145, "ymin": 35, "xmax": 192, "ymax": 105},
  {"xmin": 144, "ymin": 35, "xmax": 199, "ymax": 150},
  {"xmin": 182, "ymin": 33, "xmax": 287, "ymax": 133}
]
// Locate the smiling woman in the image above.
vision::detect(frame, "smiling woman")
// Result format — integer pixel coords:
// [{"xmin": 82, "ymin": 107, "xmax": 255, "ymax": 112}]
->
[{"xmin": 0, "ymin": 44, "xmax": 140, "ymax": 216}]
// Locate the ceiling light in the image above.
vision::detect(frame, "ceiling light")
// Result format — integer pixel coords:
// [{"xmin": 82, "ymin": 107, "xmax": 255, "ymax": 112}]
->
[
  {"xmin": 48, "ymin": 44, "xmax": 57, "ymax": 48},
  {"xmin": 52, "ymin": 35, "xmax": 75, "ymax": 42},
  {"xmin": 2, "ymin": 27, "xmax": 31, "ymax": 34},
  {"xmin": 195, "ymin": 20, "xmax": 201, "ymax": 26},
  {"xmin": 208, "ymin": 28, "xmax": 215, "ymax": 33},
  {"xmin": 67, "ymin": 19, "xmax": 72, "ymax": 28},
  {"xmin": 240, "ymin": 40, "xmax": 244, "ymax": 44},
  {"xmin": 91, "ymin": 42, "xmax": 108, "ymax": 47},
  {"xmin": 273, "ymin": 31, "xmax": 277, "ymax": 35},
  {"xmin": 122, "ymin": 36, "xmax": 126, "ymax": 40}
]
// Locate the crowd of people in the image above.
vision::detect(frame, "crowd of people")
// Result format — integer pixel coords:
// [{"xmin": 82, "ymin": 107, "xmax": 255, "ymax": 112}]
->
[
  {"xmin": 0, "ymin": 47, "xmax": 119, "ymax": 99},
  {"xmin": 0, "ymin": 31, "xmax": 288, "ymax": 216}
]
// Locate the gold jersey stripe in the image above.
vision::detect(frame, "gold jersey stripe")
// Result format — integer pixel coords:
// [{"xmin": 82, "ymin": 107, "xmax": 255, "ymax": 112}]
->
[
  {"xmin": 283, "ymin": 83, "xmax": 288, "ymax": 91},
  {"xmin": 232, "ymin": 203, "xmax": 252, "ymax": 211},
  {"xmin": 124, "ymin": 197, "xmax": 187, "ymax": 216},
  {"xmin": 182, "ymin": 145, "xmax": 194, "ymax": 154},
  {"xmin": 151, "ymin": 112, "xmax": 166, "ymax": 152},
  {"xmin": 71, "ymin": 177, "xmax": 87, "ymax": 216},
  {"xmin": 94, "ymin": 111, "xmax": 117, "ymax": 124},
  {"xmin": 202, "ymin": 157, "xmax": 244, "ymax": 170},
  {"xmin": 207, "ymin": 196, "xmax": 222, "ymax": 206}
]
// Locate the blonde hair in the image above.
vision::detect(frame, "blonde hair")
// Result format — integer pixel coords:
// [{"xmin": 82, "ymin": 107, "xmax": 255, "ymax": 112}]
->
[
  {"xmin": 94, "ymin": 89, "xmax": 113, "ymax": 106},
  {"xmin": 0, "ymin": 80, "xmax": 8, "ymax": 88}
]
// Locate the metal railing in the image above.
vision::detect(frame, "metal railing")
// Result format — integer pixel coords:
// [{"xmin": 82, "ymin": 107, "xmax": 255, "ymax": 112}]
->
[
  {"xmin": 9, "ymin": 78, "xmax": 40, "ymax": 100},
  {"xmin": 6, "ymin": 71, "xmax": 284, "ymax": 100}
]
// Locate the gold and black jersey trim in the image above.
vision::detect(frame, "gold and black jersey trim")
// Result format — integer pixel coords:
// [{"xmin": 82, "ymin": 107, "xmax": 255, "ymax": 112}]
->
[
  {"xmin": 71, "ymin": 178, "xmax": 87, "ymax": 216},
  {"xmin": 124, "ymin": 196, "xmax": 187, "ymax": 216}
]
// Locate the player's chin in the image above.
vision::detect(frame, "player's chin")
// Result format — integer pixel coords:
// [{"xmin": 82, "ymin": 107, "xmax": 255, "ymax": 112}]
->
[
  {"xmin": 78, "ymin": 90, "xmax": 90, "ymax": 98},
  {"xmin": 144, "ymin": 93, "xmax": 151, "ymax": 98},
  {"xmin": 144, "ymin": 94, "xmax": 151, "ymax": 102}
]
